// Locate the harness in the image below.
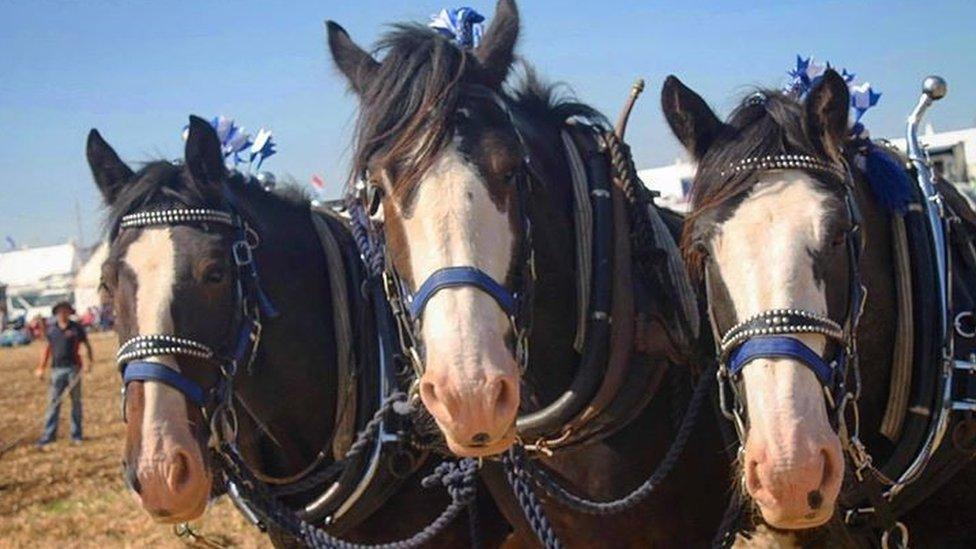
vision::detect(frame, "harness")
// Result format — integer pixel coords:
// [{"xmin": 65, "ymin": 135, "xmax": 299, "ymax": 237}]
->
[
  {"xmin": 114, "ymin": 202, "xmax": 276, "ymax": 429},
  {"xmin": 712, "ymin": 154, "xmax": 865, "ymax": 442},
  {"xmin": 111, "ymin": 186, "xmax": 489, "ymax": 546},
  {"xmin": 711, "ymin": 128, "xmax": 976, "ymax": 546},
  {"xmin": 355, "ymin": 81, "xmax": 714, "ymax": 548},
  {"xmin": 369, "ymin": 84, "xmax": 538, "ymax": 398}
]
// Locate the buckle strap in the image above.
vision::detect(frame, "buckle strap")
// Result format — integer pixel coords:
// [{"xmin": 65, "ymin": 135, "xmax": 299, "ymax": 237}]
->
[
  {"xmin": 407, "ymin": 266, "xmax": 516, "ymax": 320},
  {"xmin": 727, "ymin": 336, "xmax": 838, "ymax": 384},
  {"xmin": 123, "ymin": 361, "xmax": 207, "ymax": 407}
]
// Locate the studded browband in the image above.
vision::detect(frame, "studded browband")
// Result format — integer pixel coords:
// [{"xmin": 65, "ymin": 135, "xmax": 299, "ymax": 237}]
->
[
  {"xmin": 720, "ymin": 308, "xmax": 845, "ymax": 356},
  {"xmin": 720, "ymin": 154, "xmax": 847, "ymax": 180},
  {"xmin": 119, "ymin": 208, "xmax": 235, "ymax": 230}
]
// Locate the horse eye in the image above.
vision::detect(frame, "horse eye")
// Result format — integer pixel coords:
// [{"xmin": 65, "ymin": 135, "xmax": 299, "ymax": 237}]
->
[
  {"xmin": 203, "ymin": 266, "xmax": 227, "ymax": 284},
  {"xmin": 830, "ymin": 231, "xmax": 847, "ymax": 248}
]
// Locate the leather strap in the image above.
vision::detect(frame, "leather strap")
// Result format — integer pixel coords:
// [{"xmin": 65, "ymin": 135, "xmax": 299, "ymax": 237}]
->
[
  {"xmin": 407, "ymin": 266, "xmax": 516, "ymax": 319},
  {"xmin": 123, "ymin": 361, "xmax": 207, "ymax": 406},
  {"xmin": 728, "ymin": 336, "xmax": 838, "ymax": 384}
]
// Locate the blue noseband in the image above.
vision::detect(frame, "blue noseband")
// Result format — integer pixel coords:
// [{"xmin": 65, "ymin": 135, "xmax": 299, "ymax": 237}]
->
[
  {"xmin": 727, "ymin": 335, "xmax": 840, "ymax": 385},
  {"xmin": 407, "ymin": 266, "xmax": 517, "ymax": 320},
  {"xmin": 123, "ymin": 361, "xmax": 207, "ymax": 407}
]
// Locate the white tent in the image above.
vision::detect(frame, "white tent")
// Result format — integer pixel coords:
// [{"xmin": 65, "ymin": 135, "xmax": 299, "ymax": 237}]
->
[
  {"xmin": 0, "ymin": 243, "xmax": 80, "ymax": 292},
  {"xmin": 74, "ymin": 242, "xmax": 108, "ymax": 313}
]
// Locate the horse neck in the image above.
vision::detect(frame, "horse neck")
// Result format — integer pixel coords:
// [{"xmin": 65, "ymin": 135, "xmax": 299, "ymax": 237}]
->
[
  {"xmin": 521, "ymin": 125, "xmax": 584, "ymax": 402},
  {"xmin": 232, "ymin": 187, "xmax": 339, "ymax": 476},
  {"xmin": 850, "ymin": 178, "xmax": 898, "ymax": 452}
]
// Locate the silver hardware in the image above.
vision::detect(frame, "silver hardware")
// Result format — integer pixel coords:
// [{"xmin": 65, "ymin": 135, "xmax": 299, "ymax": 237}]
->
[
  {"xmin": 232, "ymin": 240, "xmax": 253, "ymax": 266},
  {"xmin": 881, "ymin": 521, "xmax": 909, "ymax": 549},
  {"xmin": 954, "ymin": 311, "xmax": 976, "ymax": 338}
]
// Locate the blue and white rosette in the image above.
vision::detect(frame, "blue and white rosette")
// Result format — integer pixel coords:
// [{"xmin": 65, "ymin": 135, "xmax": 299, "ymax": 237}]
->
[
  {"xmin": 783, "ymin": 55, "xmax": 882, "ymax": 130},
  {"xmin": 181, "ymin": 115, "xmax": 277, "ymax": 175},
  {"xmin": 783, "ymin": 56, "xmax": 910, "ymax": 212},
  {"xmin": 428, "ymin": 7, "xmax": 485, "ymax": 48}
]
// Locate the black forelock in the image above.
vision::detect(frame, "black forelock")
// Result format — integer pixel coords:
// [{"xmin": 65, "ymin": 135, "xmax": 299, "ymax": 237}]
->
[
  {"xmin": 682, "ymin": 89, "xmax": 847, "ymax": 277},
  {"xmin": 103, "ymin": 159, "xmax": 307, "ymax": 239}
]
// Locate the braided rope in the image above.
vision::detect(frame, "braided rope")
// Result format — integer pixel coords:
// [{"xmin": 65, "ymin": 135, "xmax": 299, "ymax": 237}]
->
[
  {"xmin": 605, "ymin": 132, "xmax": 658, "ymax": 277},
  {"xmin": 347, "ymin": 198, "xmax": 384, "ymax": 277},
  {"xmin": 507, "ymin": 363, "xmax": 715, "ymax": 516},
  {"xmin": 268, "ymin": 391, "xmax": 407, "ymax": 496},
  {"xmin": 220, "ymin": 446, "xmax": 477, "ymax": 549},
  {"xmin": 502, "ymin": 450, "xmax": 564, "ymax": 549}
]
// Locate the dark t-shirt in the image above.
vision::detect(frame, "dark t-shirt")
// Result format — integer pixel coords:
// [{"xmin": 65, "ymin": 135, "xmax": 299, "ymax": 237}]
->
[{"xmin": 47, "ymin": 320, "xmax": 87, "ymax": 368}]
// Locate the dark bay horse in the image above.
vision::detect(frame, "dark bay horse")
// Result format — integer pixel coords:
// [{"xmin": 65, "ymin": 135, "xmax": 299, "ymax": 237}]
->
[
  {"xmin": 86, "ymin": 117, "xmax": 508, "ymax": 546},
  {"xmin": 326, "ymin": 0, "xmax": 730, "ymax": 545},
  {"xmin": 663, "ymin": 69, "xmax": 976, "ymax": 545}
]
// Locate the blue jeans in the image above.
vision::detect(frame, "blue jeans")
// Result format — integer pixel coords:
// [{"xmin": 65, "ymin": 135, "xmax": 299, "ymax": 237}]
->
[{"xmin": 41, "ymin": 366, "xmax": 82, "ymax": 442}]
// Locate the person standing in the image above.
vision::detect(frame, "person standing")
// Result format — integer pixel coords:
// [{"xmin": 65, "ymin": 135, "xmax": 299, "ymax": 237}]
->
[{"xmin": 35, "ymin": 301, "xmax": 93, "ymax": 445}]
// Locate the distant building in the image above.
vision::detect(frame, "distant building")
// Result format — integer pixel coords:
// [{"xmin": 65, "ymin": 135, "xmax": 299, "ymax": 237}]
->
[
  {"xmin": 0, "ymin": 242, "xmax": 89, "ymax": 321},
  {"xmin": 638, "ymin": 125, "xmax": 976, "ymax": 211},
  {"xmin": 887, "ymin": 124, "xmax": 976, "ymax": 185},
  {"xmin": 638, "ymin": 159, "xmax": 696, "ymax": 212}
]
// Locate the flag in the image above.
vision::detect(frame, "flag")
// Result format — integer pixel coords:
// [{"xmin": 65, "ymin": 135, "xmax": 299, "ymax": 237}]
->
[{"xmin": 310, "ymin": 174, "xmax": 325, "ymax": 191}]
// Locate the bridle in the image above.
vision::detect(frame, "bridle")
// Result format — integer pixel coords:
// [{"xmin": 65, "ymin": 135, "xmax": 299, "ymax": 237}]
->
[
  {"xmin": 360, "ymin": 84, "xmax": 538, "ymax": 395},
  {"xmin": 709, "ymin": 153, "xmax": 869, "ymax": 453},
  {"xmin": 111, "ymin": 195, "xmax": 278, "ymax": 436}
]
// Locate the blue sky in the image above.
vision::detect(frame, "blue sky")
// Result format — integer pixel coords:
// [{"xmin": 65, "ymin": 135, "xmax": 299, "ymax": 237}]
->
[{"xmin": 1, "ymin": 0, "xmax": 973, "ymax": 247}]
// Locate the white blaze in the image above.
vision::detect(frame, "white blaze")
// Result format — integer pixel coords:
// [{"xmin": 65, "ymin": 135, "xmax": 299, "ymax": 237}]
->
[{"xmin": 123, "ymin": 229, "xmax": 191, "ymax": 457}]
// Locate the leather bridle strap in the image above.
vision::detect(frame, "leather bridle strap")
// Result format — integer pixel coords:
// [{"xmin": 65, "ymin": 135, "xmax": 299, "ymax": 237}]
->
[
  {"xmin": 123, "ymin": 361, "xmax": 207, "ymax": 407},
  {"xmin": 727, "ymin": 336, "xmax": 841, "ymax": 384},
  {"xmin": 407, "ymin": 266, "xmax": 517, "ymax": 319}
]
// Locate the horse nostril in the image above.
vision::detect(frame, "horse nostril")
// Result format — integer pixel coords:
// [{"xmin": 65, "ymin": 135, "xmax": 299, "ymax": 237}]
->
[
  {"xmin": 124, "ymin": 463, "xmax": 142, "ymax": 494},
  {"xmin": 167, "ymin": 451, "xmax": 191, "ymax": 492},
  {"xmin": 471, "ymin": 432, "xmax": 490, "ymax": 445},
  {"xmin": 807, "ymin": 489, "xmax": 823, "ymax": 510}
]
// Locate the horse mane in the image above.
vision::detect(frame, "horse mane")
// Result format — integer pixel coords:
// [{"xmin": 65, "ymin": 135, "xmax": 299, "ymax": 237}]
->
[
  {"xmin": 104, "ymin": 159, "xmax": 306, "ymax": 237},
  {"xmin": 509, "ymin": 67, "xmax": 608, "ymax": 130},
  {"xmin": 351, "ymin": 25, "xmax": 607, "ymax": 200},
  {"xmin": 681, "ymin": 90, "xmax": 836, "ymax": 278},
  {"xmin": 351, "ymin": 24, "xmax": 471, "ymax": 200}
]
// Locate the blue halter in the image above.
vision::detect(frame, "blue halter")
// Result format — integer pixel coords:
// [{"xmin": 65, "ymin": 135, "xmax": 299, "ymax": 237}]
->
[
  {"xmin": 407, "ymin": 266, "xmax": 517, "ymax": 319},
  {"xmin": 727, "ymin": 335, "xmax": 840, "ymax": 385},
  {"xmin": 123, "ymin": 362, "xmax": 207, "ymax": 407},
  {"xmin": 113, "ymin": 197, "xmax": 276, "ymax": 418}
]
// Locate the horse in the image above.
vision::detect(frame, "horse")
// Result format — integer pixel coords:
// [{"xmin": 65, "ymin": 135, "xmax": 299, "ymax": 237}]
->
[
  {"xmin": 86, "ymin": 117, "xmax": 509, "ymax": 547},
  {"xmin": 326, "ymin": 0, "xmax": 730, "ymax": 545},
  {"xmin": 662, "ymin": 69, "xmax": 976, "ymax": 545}
]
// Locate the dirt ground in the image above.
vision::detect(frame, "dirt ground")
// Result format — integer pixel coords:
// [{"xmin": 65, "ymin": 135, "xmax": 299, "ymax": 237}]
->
[{"xmin": 0, "ymin": 331, "xmax": 267, "ymax": 548}]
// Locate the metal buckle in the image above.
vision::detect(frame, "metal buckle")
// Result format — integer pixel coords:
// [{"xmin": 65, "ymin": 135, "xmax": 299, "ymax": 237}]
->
[
  {"xmin": 881, "ymin": 521, "xmax": 909, "ymax": 549},
  {"xmin": 232, "ymin": 240, "xmax": 253, "ymax": 267},
  {"xmin": 954, "ymin": 311, "xmax": 976, "ymax": 338}
]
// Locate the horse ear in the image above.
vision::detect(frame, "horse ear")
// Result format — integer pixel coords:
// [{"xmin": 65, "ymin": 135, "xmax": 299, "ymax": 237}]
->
[
  {"xmin": 661, "ymin": 75, "xmax": 724, "ymax": 160},
  {"xmin": 326, "ymin": 21, "xmax": 379, "ymax": 97},
  {"xmin": 475, "ymin": 0, "xmax": 519, "ymax": 88},
  {"xmin": 184, "ymin": 115, "xmax": 227, "ymax": 185},
  {"xmin": 805, "ymin": 69, "xmax": 850, "ymax": 160},
  {"xmin": 86, "ymin": 129, "xmax": 134, "ymax": 204}
]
